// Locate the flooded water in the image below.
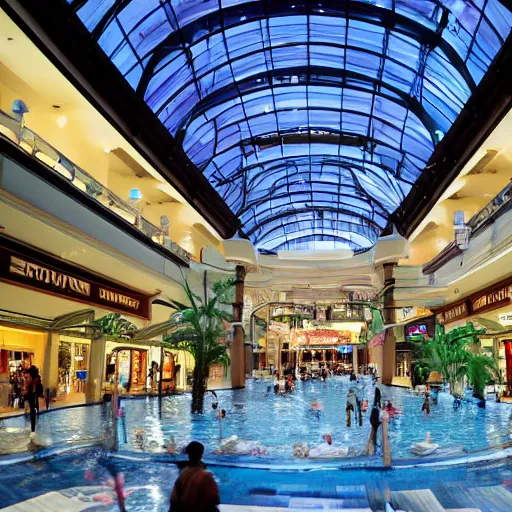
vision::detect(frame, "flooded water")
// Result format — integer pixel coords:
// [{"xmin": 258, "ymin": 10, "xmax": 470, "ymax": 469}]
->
[{"xmin": 3, "ymin": 378, "xmax": 512, "ymax": 463}]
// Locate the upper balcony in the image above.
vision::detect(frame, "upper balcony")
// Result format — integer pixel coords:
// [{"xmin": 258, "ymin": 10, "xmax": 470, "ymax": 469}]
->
[
  {"xmin": 467, "ymin": 181, "xmax": 511, "ymax": 237},
  {"xmin": 0, "ymin": 108, "xmax": 191, "ymax": 266}
]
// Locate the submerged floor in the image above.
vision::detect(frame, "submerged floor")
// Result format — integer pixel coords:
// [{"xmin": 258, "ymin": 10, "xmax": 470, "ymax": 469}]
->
[
  {"xmin": 1, "ymin": 448, "xmax": 512, "ymax": 511},
  {"xmin": 2, "ymin": 378, "xmax": 512, "ymax": 510},
  {"xmin": 3, "ymin": 378, "xmax": 511, "ymax": 462}
]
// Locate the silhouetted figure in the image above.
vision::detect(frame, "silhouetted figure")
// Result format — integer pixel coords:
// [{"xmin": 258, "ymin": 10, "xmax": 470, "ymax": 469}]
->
[
  {"xmin": 367, "ymin": 388, "xmax": 382, "ymax": 455},
  {"xmin": 170, "ymin": 441, "xmax": 220, "ymax": 512},
  {"xmin": 24, "ymin": 366, "xmax": 42, "ymax": 433}
]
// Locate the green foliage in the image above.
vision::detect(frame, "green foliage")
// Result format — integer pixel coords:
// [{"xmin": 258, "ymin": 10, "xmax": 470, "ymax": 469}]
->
[
  {"xmin": 92, "ymin": 313, "xmax": 137, "ymax": 339},
  {"xmin": 162, "ymin": 274, "xmax": 232, "ymax": 412},
  {"xmin": 466, "ymin": 353, "xmax": 495, "ymax": 399},
  {"xmin": 58, "ymin": 345, "xmax": 71, "ymax": 371},
  {"xmin": 419, "ymin": 322, "xmax": 494, "ymax": 398},
  {"xmin": 212, "ymin": 277, "xmax": 236, "ymax": 304}
]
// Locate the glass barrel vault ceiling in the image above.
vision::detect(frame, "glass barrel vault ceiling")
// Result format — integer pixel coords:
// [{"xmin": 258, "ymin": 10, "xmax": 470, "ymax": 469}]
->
[{"xmin": 68, "ymin": 0, "xmax": 512, "ymax": 253}]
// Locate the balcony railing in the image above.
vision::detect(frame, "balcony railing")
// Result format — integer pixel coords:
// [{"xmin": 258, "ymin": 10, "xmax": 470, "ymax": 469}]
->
[
  {"xmin": 467, "ymin": 181, "xmax": 512, "ymax": 236},
  {"xmin": 0, "ymin": 110, "xmax": 191, "ymax": 263}
]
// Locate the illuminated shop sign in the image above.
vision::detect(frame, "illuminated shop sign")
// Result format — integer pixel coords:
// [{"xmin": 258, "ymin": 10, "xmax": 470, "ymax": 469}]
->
[
  {"xmin": 472, "ymin": 285, "xmax": 512, "ymax": 313},
  {"xmin": 0, "ymin": 236, "xmax": 151, "ymax": 319},
  {"xmin": 437, "ymin": 277, "xmax": 512, "ymax": 324}
]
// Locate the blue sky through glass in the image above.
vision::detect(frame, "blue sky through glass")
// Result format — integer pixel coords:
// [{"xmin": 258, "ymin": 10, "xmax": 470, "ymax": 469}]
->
[{"xmin": 70, "ymin": 0, "xmax": 512, "ymax": 252}]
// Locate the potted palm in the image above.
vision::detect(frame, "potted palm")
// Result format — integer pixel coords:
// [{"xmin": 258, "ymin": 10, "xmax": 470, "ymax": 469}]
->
[
  {"xmin": 466, "ymin": 353, "xmax": 495, "ymax": 408},
  {"xmin": 163, "ymin": 277, "xmax": 232, "ymax": 413}
]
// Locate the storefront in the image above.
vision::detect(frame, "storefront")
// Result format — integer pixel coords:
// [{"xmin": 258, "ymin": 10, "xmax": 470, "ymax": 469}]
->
[
  {"xmin": 0, "ymin": 235, "xmax": 153, "ymax": 405},
  {"xmin": 293, "ymin": 323, "xmax": 364, "ymax": 376},
  {"xmin": 57, "ymin": 335, "xmax": 91, "ymax": 394},
  {"xmin": 391, "ymin": 315, "xmax": 435, "ymax": 388},
  {"xmin": 436, "ymin": 276, "xmax": 512, "ymax": 394}
]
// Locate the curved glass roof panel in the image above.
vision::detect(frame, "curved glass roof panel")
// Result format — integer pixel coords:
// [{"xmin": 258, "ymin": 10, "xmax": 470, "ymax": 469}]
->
[{"xmin": 70, "ymin": 0, "xmax": 512, "ymax": 252}]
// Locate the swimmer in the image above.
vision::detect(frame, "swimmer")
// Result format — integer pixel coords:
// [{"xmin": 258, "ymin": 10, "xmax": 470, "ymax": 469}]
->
[
  {"xmin": 167, "ymin": 437, "xmax": 177, "ymax": 455},
  {"xmin": 217, "ymin": 409, "xmax": 226, "ymax": 441},
  {"xmin": 309, "ymin": 400, "xmax": 324, "ymax": 417},
  {"xmin": 384, "ymin": 400, "xmax": 400, "ymax": 418},
  {"xmin": 410, "ymin": 432, "xmax": 439, "ymax": 456},
  {"xmin": 134, "ymin": 429, "xmax": 144, "ymax": 441}
]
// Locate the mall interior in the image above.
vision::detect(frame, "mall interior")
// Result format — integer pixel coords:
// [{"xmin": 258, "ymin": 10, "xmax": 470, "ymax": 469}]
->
[{"xmin": 0, "ymin": 1, "xmax": 511, "ymax": 511}]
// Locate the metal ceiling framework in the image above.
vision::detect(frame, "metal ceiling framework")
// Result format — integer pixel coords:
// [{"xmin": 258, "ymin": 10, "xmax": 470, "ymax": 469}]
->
[{"xmin": 64, "ymin": 0, "xmax": 511, "ymax": 252}]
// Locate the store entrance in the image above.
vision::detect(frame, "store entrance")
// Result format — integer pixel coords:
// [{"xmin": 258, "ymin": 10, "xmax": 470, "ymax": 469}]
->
[
  {"xmin": 298, "ymin": 346, "xmax": 354, "ymax": 378},
  {"xmin": 0, "ymin": 325, "xmax": 45, "ymax": 408},
  {"xmin": 58, "ymin": 337, "xmax": 91, "ymax": 396},
  {"xmin": 105, "ymin": 347, "xmax": 148, "ymax": 393}
]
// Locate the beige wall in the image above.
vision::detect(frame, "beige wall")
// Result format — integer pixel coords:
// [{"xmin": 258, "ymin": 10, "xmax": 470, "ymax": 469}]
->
[
  {"xmin": 0, "ymin": 326, "xmax": 46, "ymax": 370},
  {"xmin": 0, "ymin": 10, "xmax": 224, "ymax": 260}
]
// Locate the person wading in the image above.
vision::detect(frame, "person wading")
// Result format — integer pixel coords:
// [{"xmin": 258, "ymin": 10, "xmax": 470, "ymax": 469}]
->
[
  {"xmin": 24, "ymin": 365, "xmax": 43, "ymax": 434},
  {"xmin": 367, "ymin": 387, "xmax": 382, "ymax": 455},
  {"xmin": 170, "ymin": 441, "xmax": 220, "ymax": 512}
]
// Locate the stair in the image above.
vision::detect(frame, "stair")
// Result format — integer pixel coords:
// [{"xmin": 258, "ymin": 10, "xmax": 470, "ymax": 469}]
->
[{"xmin": 243, "ymin": 484, "xmax": 372, "ymax": 510}]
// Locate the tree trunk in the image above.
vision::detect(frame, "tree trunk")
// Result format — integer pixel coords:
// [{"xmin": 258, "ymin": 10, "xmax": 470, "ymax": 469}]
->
[{"xmin": 191, "ymin": 365, "xmax": 207, "ymax": 413}]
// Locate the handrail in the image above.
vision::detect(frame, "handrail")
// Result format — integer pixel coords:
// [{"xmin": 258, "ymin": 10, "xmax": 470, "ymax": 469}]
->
[
  {"xmin": 467, "ymin": 181, "xmax": 512, "ymax": 236},
  {"xmin": 0, "ymin": 110, "xmax": 191, "ymax": 263}
]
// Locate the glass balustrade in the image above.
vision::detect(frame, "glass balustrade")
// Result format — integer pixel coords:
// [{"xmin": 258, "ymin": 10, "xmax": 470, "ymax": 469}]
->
[{"xmin": 0, "ymin": 110, "xmax": 190, "ymax": 263}]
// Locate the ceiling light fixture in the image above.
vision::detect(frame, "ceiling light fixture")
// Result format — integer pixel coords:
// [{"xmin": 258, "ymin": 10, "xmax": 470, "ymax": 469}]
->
[
  {"xmin": 56, "ymin": 115, "xmax": 68, "ymax": 128},
  {"xmin": 103, "ymin": 147, "xmax": 111, "ymax": 153}
]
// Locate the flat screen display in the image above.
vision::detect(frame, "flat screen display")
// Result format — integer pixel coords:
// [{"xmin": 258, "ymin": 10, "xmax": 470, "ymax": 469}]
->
[{"xmin": 406, "ymin": 324, "xmax": 427, "ymax": 337}]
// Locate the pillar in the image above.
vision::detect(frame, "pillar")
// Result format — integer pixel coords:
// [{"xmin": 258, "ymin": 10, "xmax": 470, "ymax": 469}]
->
[
  {"xmin": 352, "ymin": 345, "xmax": 359, "ymax": 374},
  {"xmin": 381, "ymin": 263, "xmax": 396, "ymax": 386},
  {"xmin": 231, "ymin": 265, "xmax": 246, "ymax": 388},
  {"xmin": 369, "ymin": 343, "xmax": 384, "ymax": 379},
  {"xmin": 85, "ymin": 337, "xmax": 106, "ymax": 403},
  {"xmin": 43, "ymin": 332, "xmax": 60, "ymax": 392}
]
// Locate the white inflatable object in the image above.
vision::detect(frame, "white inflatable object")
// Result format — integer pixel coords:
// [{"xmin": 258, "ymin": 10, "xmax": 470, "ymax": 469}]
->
[
  {"xmin": 217, "ymin": 436, "xmax": 267, "ymax": 456},
  {"xmin": 309, "ymin": 444, "xmax": 350, "ymax": 459},
  {"xmin": 410, "ymin": 442, "xmax": 439, "ymax": 456}
]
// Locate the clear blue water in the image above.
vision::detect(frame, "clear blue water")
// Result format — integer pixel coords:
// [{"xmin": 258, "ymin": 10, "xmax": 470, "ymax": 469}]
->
[
  {"xmin": 1, "ymin": 448, "xmax": 512, "ymax": 511},
  {"xmin": 119, "ymin": 378, "xmax": 512, "ymax": 461},
  {"xmin": 3, "ymin": 378, "xmax": 512, "ymax": 463}
]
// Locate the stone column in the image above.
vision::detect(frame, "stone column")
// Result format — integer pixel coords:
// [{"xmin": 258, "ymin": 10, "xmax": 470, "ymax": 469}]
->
[
  {"xmin": 43, "ymin": 332, "xmax": 60, "ymax": 392},
  {"xmin": 231, "ymin": 265, "xmax": 246, "ymax": 389},
  {"xmin": 85, "ymin": 337, "xmax": 106, "ymax": 403},
  {"xmin": 352, "ymin": 345, "xmax": 359, "ymax": 374},
  {"xmin": 381, "ymin": 263, "xmax": 396, "ymax": 386}
]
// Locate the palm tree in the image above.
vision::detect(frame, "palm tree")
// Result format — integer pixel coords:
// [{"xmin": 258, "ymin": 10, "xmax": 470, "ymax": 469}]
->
[
  {"xmin": 419, "ymin": 323, "xmax": 484, "ymax": 396},
  {"xmin": 163, "ymin": 277, "xmax": 232, "ymax": 413},
  {"xmin": 466, "ymin": 353, "xmax": 495, "ymax": 406}
]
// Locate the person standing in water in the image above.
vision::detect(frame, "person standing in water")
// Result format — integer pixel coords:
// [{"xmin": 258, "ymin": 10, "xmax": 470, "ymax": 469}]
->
[
  {"xmin": 422, "ymin": 391, "xmax": 431, "ymax": 415},
  {"xmin": 367, "ymin": 387, "xmax": 382, "ymax": 455},
  {"xmin": 24, "ymin": 366, "xmax": 43, "ymax": 434}
]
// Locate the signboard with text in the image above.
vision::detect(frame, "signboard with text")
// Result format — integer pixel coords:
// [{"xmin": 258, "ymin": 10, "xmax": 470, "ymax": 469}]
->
[{"xmin": 0, "ymin": 235, "xmax": 152, "ymax": 319}]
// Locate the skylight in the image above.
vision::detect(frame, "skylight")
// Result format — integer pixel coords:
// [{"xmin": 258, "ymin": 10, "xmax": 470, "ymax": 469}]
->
[{"xmin": 68, "ymin": 0, "xmax": 512, "ymax": 252}]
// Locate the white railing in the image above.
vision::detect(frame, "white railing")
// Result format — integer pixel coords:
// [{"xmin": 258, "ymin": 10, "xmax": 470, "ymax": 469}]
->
[{"xmin": 0, "ymin": 110, "xmax": 191, "ymax": 263}]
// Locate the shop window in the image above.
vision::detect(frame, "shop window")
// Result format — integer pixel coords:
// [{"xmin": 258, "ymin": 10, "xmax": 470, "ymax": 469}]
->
[{"xmin": 396, "ymin": 351, "xmax": 411, "ymax": 378}]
